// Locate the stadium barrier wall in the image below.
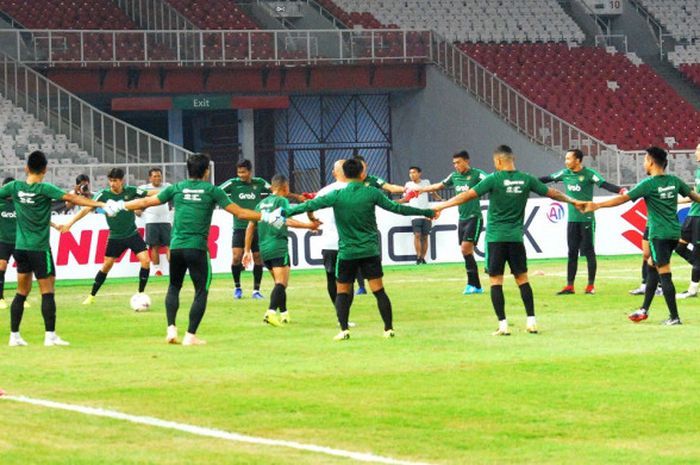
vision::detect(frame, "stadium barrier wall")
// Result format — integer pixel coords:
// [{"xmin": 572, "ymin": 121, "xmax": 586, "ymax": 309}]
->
[{"xmin": 2, "ymin": 196, "xmax": 674, "ymax": 283}]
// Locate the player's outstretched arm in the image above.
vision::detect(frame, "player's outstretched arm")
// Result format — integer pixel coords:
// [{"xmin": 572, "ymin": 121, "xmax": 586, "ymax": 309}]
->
[
  {"xmin": 583, "ymin": 193, "xmax": 631, "ymax": 213},
  {"xmin": 60, "ymin": 205, "xmax": 96, "ymax": 233},
  {"xmin": 224, "ymin": 203, "xmax": 261, "ymax": 222},
  {"xmin": 538, "ymin": 175, "xmax": 555, "ymax": 184},
  {"xmin": 381, "ymin": 182, "xmax": 406, "ymax": 194},
  {"xmin": 63, "ymin": 192, "xmax": 104, "ymax": 210},
  {"xmin": 375, "ymin": 192, "xmax": 435, "ymax": 218},
  {"xmin": 599, "ymin": 181, "xmax": 624, "ymax": 194},
  {"xmin": 124, "ymin": 196, "xmax": 163, "ymax": 211},
  {"xmin": 416, "ymin": 181, "xmax": 445, "ymax": 193},
  {"xmin": 287, "ymin": 218, "xmax": 321, "ymax": 230},
  {"xmin": 285, "ymin": 192, "xmax": 338, "ymax": 217},
  {"xmin": 687, "ymin": 191, "xmax": 700, "ymax": 204},
  {"xmin": 434, "ymin": 190, "xmax": 478, "ymax": 211}
]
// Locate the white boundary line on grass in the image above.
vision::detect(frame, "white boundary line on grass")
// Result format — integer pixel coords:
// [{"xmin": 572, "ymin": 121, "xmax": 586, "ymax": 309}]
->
[{"xmin": 1, "ymin": 395, "xmax": 436, "ymax": 465}]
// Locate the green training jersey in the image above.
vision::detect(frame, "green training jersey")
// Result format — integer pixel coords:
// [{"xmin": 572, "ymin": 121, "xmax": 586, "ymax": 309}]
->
[
  {"xmin": 157, "ymin": 180, "xmax": 232, "ymax": 251},
  {"xmin": 689, "ymin": 167, "xmax": 700, "ymax": 217},
  {"xmin": 93, "ymin": 186, "xmax": 148, "ymax": 240},
  {"xmin": 548, "ymin": 167, "xmax": 606, "ymax": 222},
  {"xmin": 472, "ymin": 170, "xmax": 549, "ymax": 243},
  {"xmin": 364, "ymin": 175, "xmax": 386, "ymax": 190},
  {"xmin": 0, "ymin": 198, "xmax": 16, "ymax": 244},
  {"xmin": 627, "ymin": 175, "xmax": 691, "ymax": 240},
  {"xmin": 255, "ymin": 195, "xmax": 291, "ymax": 261},
  {"xmin": 220, "ymin": 177, "xmax": 271, "ymax": 230},
  {"xmin": 0, "ymin": 180, "xmax": 65, "ymax": 251},
  {"xmin": 287, "ymin": 181, "xmax": 434, "ymax": 260},
  {"xmin": 441, "ymin": 168, "xmax": 488, "ymax": 220}
]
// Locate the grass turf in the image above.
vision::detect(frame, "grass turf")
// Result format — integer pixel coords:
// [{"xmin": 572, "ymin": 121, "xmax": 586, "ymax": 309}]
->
[{"xmin": 1, "ymin": 255, "xmax": 700, "ymax": 465}]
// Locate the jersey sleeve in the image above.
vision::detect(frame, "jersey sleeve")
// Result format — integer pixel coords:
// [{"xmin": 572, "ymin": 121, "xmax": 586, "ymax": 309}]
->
[
  {"xmin": 218, "ymin": 178, "xmax": 235, "ymax": 195},
  {"xmin": 472, "ymin": 174, "xmax": 494, "ymax": 197},
  {"xmin": 134, "ymin": 186, "xmax": 149, "ymax": 198},
  {"xmin": 529, "ymin": 175, "xmax": 550, "ymax": 196},
  {"xmin": 157, "ymin": 185, "xmax": 176, "ymax": 203},
  {"xmin": 93, "ymin": 190, "xmax": 105, "ymax": 201},
  {"xmin": 0, "ymin": 181, "xmax": 12, "ymax": 199},
  {"xmin": 440, "ymin": 173, "xmax": 453, "ymax": 187},
  {"xmin": 549, "ymin": 169, "xmax": 566, "ymax": 182},
  {"xmin": 477, "ymin": 169, "xmax": 488, "ymax": 181},
  {"xmin": 374, "ymin": 190, "xmax": 435, "ymax": 217},
  {"xmin": 678, "ymin": 179, "xmax": 692, "ymax": 198},
  {"xmin": 259, "ymin": 178, "xmax": 272, "ymax": 192},
  {"xmin": 286, "ymin": 190, "xmax": 338, "ymax": 216},
  {"xmin": 43, "ymin": 183, "xmax": 67, "ymax": 200},
  {"xmin": 626, "ymin": 179, "xmax": 651, "ymax": 201},
  {"xmin": 212, "ymin": 186, "xmax": 233, "ymax": 209},
  {"xmin": 588, "ymin": 168, "xmax": 606, "ymax": 187}
]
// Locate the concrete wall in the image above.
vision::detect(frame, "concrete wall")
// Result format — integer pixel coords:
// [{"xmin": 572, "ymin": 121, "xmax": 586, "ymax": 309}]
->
[{"xmin": 390, "ymin": 66, "xmax": 564, "ymax": 184}]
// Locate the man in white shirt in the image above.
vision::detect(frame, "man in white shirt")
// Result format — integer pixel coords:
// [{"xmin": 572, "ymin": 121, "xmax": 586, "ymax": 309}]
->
[
  {"xmin": 315, "ymin": 160, "xmax": 348, "ymax": 303},
  {"xmin": 139, "ymin": 168, "xmax": 171, "ymax": 276},
  {"xmin": 400, "ymin": 166, "xmax": 441, "ymax": 264}
]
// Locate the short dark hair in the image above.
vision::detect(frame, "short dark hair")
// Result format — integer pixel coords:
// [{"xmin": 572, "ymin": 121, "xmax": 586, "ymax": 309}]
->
[
  {"xmin": 409, "ymin": 166, "xmax": 422, "ymax": 173},
  {"xmin": 271, "ymin": 174, "xmax": 288, "ymax": 189},
  {"xmin": 353, "ymin": 154, "xmax": 366, "ymax": 163},
  {"xmin": 567, "ymin": 149, "xmax": 584, "ymax": 161},
  {"xmin": 494, "ymin": 145, "xmax": 514, "ymax": 158},
  {"xmin": 343, "ymin": 158, "xmax": 364, "ymax": 179},
  {"xmin": 646, "ymin": 146, "xmax": 668, "ymax": 168},
  {"xmin": 148, "ymin": 167, "xmax": 162, "ymax": 176},
  {"xmin": 187, "ymin": 153, "xmax": 210, "ymax": 178},
  {"xmin": 107, "ymin": 168, "xmax": 124, "ymax": 180},
  {"xmin": 236, "ymin": 159, "xmax": 252, "ymax": 171},
  {"xmin": 75, "ymin": 174, "xmax": 90, "ymax": 185},
  {"xmin": 453, "ymin": 150, "xmax": 470, "ymax": 161},
  {"xmin": 27, "ymin": 150, "xmax": 48, "ymax": 174},
  {"xmin": 2, "ymin": 176, "xmax": 14, "ymax": 186}
]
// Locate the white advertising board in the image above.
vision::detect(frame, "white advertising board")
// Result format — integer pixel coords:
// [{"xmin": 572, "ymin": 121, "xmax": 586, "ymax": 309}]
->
[{"xmin": 3, "ymin": 196, "xmax": 666, "ymax": 283}]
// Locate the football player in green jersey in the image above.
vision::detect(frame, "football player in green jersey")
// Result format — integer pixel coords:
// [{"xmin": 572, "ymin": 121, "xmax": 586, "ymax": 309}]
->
[
  {"xmin": 675, "ymin": 143, "xmax": 700, "ymax": 299},
  {"xmin": 59, "ymin": 168, "xmax": 152, "ymax": 307},
  {"xmin": 0, "ymin": 176, "xmax": 17, "ymax": 310},
  {"xmin": 243, "ymin": 175, "xmax": 320, "ymax": 327},
  {"xmin": 417, "ymin": 150, "xmax": 488, "ymax": 294},
  {"xmin": 436, "ymin": 145, "xmax": 584, "ymax": 336},
  {"xmin": 115, "ymin": 153, "xmax": 279, "ymax": 345},
  {"xmin": 220, "ymin": 159, "xmax": 272, "ymax": 301},
  {"xmin": 0, "ymin": 151, "xmax": 108, "ymax": 347},
  {"xmin": 583, "ymin": 147, "xmax": 700, "ymax": 326},
  {"xmin": 285, "ymin": 158, "xmax": 436, "ymax": 341},
  {"xmin": 539, "ymin": 149, "xmax": 623, "ymax": 295}
]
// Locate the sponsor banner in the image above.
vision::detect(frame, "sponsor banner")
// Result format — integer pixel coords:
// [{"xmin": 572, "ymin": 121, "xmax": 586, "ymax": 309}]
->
[{"xmin": 2, "ymin": 196, "xmax": 674, "ymax": 283}]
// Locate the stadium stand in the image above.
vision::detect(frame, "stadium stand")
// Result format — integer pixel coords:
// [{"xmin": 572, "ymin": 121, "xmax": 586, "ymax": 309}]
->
[
  {"xmin": 314, "ymin": 0, "xmax": 584, "ymax": 43},
  {"xmin": 634, "ymin": 0, "xmax": 700, "ymax": 41},
  {"xmin": 668, "ymin": 44, "xmax": 700, "ymax": 87},
  {"xmin": 0, "ymin": 93, "xmax": 98, "ymax": 188},
  {"xmin": 164, "ymin": 0, "xmax": 258, "ymax": 30},
  {"xmin": 459, "ymin": 43, "xmax": 700, "ymax": 150},
  {"xmin": 0, "ymin": 0, "xmax": 175, "ymax": 63}
]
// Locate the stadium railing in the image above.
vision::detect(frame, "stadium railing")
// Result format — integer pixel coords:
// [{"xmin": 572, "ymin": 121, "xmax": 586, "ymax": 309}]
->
[
  {"xmin": 0, "ymin": 161, "xmax": 203, "ymax": 190},
  {"xmin": 0, "ymin": 52, "xmax": 192, "ymax": 169},
  {"xmin": 429, "ymin": 32, "xmax": 629, "ymax": 184},
  {"xmin": 0, "ymin": 28, "xmax": 431, "ymax": 66}
]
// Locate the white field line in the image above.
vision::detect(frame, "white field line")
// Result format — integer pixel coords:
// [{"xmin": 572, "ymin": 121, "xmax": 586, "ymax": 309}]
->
[{"xmin": 1, "ymin": 395, "xmax": 436, "ymax": 465}]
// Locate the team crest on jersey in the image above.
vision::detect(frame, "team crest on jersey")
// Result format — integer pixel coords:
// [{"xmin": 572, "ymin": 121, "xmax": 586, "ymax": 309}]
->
[{"xmin": 579, "ymin": 176, "xmax": 584, "ymax": 182}]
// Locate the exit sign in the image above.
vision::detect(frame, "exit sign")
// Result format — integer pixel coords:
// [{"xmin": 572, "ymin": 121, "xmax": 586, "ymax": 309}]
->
[{"xmin": 173, "ymin": 95, "xmax": 231, "ymax": 110}]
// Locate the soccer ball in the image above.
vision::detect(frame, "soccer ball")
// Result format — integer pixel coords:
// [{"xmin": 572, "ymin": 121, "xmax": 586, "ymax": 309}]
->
[{"xmin": 130, "ymin": 293, "xmax": 151, "ymax": 312}]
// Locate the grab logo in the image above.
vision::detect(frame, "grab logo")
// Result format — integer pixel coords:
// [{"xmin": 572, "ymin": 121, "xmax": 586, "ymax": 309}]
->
[
  {"xmin": 239, "ymin": 192, "xmax": 256, "ymax": 200},
  {"xmin": 546, "ymin": 202, "xmax": 565, "ymax": 223}
]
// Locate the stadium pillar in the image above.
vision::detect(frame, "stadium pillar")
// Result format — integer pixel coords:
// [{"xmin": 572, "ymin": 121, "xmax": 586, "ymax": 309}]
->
[
  {"xmin": 168, "ymin": 109, "xmax": 184, "ymax": 154},
  {"xmin": 238, "ymin": 109, "xmax": 255, "ymax": 169}
]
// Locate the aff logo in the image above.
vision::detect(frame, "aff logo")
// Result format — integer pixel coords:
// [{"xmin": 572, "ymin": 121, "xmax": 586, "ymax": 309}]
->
[
  {"xmin": 620, "ymin": 199, "xmax": 647, "ymax": 250},
  {"xmin": 546, "ymin": 202, "xmax": 565, "ymax": 223}
]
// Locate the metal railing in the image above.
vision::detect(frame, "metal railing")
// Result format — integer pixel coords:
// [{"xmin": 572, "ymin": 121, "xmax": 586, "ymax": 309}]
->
[
  {"xmin": 618, "ymin": 150, "xmax": 697, "ymax": 185},
  {"xmin": 0, "ymin": 162, "xmax": 206, "ymax": 190},
  {"xmin": 0, "ymin": 28, "xmax": 431, "ymax": 66},
  {"xmin": 594, "ymin": 34, "xmax": 629, "ymax": 53},
  {"xmin": 0, "ymin": 52, "xmax": 192, "ymax": 169},
  {"xmin": 429, "ymin": 33, "xmax": 627, "ymax": 183},
  {"xmin": 114, "ymin": 0, "xmax": 196, "ymax": 31}
]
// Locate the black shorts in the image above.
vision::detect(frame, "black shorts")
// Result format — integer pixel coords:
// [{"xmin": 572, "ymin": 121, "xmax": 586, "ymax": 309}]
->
[
  {"xmin": 105, "ymin": 234, "xmax": 148, "ymax": 258},
  {"xmin": 0, "ymin": 240, "xmax": 15, "ymax": 261},
  {"xmin": 458, "ymin": 217, "xmax": 483, "ymax": 244},
  {"xmin": 232, "ymin": 229, "xmax": 259, "ymax": 252},
  {"xmin": 169, "ymin": 248, "xmax": 211, "ymax": 292},
  {"xmin": 650, "ymin": 238, "xmax": 678, "ymax": 267},
  {"xmin": 336, "ymin": 255, "xmax": 383, "ymax": 284},
  {"xmin": 681, "ymin": 216, "xmax": 700, "ymax": 244},
  {"xmin": 322, "ymin": 249, "xmax": 338, "ymax": 274},
  {"xmin": 412, "ymin": 218, "xmax": 431, "ymax": 235},
  {"xmin": 486, "ymin": 241, "xmax": 527, "ymax": 276},
  {"xmin": 145, "ymin": 223, "xmax": 171, "ymax": 247},
  {"xmin": 567, "ymin": 222, "xmax": 595, "ymax": 255},
  {"xmin": 264, "ymin": 255, "xmax": 290, "ymax": 270},
  {"xmin": 14, "ymin": 249, "xmax": 56, "ymax": 279}
]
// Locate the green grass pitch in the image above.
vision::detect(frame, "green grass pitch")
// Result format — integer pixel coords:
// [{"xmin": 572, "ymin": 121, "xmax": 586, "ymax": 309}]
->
[{"xmin": 2, "ymin": 255, "xmax": 700, "ymax": 465}]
